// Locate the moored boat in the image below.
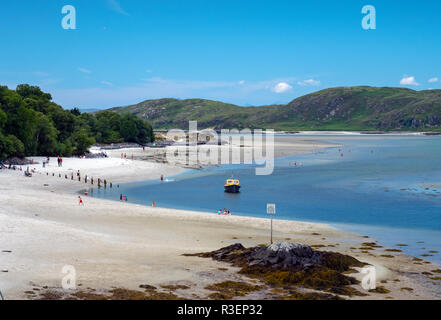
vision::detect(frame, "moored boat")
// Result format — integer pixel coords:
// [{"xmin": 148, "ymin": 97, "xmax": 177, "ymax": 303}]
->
[{"xmin": 224, "ymin": 178, "xmax": 241, "ymax": 193}]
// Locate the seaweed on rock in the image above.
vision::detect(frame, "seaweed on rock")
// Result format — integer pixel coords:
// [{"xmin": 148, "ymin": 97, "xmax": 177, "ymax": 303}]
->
[{"xmin": 186, "ymin": 242, "xmax": 368, "ymax": 298}]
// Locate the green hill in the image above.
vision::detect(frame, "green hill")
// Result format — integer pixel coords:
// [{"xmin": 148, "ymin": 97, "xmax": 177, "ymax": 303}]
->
[{"xmin": 108, "ymin": 86, "xmax": 441, "ymax": 131}]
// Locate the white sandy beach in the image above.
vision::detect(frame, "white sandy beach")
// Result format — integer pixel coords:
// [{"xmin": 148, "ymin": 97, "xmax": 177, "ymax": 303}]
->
[{"xmin": 1, "ymin": 139, "xmax": 440, "ymax": 300}]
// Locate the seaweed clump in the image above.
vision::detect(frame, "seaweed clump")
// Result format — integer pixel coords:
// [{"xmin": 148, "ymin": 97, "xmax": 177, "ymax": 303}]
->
[
  {"xmin": 270, "ymin": 288, "xmax": 343, "ymax": 300},
  {"xmin": 205, "ymin": 281, "xmax": 264, "ymax": 300},
  {"xmin": 186, "ymin": 242, "xmax": 368, "ymax": 298},
  {"xmin": 36, "ymin": 287, "xmax": 183, "ymax": 300},
  {"xmin": 368, "ymin": 286, "xmax": 390, "ymax": 294}
]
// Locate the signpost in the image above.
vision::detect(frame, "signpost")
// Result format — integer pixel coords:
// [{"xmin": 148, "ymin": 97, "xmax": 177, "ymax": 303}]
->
[{"xmin": 267, "ymin": 203, "xmax": 276, "ymax": 244}]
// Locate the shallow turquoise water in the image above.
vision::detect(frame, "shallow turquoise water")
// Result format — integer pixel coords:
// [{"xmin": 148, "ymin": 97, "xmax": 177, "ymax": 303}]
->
[{"xmin": 92, "ymin": 135, "xmax": 441, "ymax": 263}]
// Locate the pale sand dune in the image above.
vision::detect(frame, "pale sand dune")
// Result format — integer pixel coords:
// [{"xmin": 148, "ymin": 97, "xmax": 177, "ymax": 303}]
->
[{"xmin": 1, "ymin": 142, "xmax": 440, "ymax": 300}]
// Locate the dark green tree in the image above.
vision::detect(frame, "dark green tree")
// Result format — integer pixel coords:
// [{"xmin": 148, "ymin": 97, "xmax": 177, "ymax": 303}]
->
[
  {"xmin": 0, "ymin": 84, "xmax": 154, "ymax": 160},
  {"xmin": 73, "ymin": 130, "xmax": 96, "ymax": 155},
  {"xmin": 34, "ymin": 112, "xmax": 58, "ymax": 155}
]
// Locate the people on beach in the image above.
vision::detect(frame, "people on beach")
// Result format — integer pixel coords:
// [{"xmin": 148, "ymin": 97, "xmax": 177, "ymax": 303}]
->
[
  {"xmin": 160, "ymin": 174, "xmax": 164, "ymax": 182},
  {"xmin": 78, "ymin": 196, "xmax": 84, "ymax": 205},
  {"xmin": 152, "ymin": 201, "xmax": 155, "ymax": 207},
  {"xmin": 290, "ymin": 161, "xmax": 304, "ymax": 167},
  {"xmin": 218, "ymin": 208, "xmax": 231, "ymax": 215}
]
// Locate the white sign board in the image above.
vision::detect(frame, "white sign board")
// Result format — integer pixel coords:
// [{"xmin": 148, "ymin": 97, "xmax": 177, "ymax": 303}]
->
[{"xmin": 267, "ymin": 203, "xmax": 276, "ymax": 215}]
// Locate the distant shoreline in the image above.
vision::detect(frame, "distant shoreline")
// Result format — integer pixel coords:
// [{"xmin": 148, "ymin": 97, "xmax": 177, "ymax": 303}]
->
[
  {"xmin": 153, "ymin": 129, "xmax": 441, "ymax": 136},
  {"xmin": 278, "ymin": 131, "xmax": 441, "ymax": 136}
]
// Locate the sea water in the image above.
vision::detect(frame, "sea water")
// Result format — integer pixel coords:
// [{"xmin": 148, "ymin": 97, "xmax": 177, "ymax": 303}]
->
[{"xmin": 92, "ymin": 135, "xmax": 441, "ymax": 264}]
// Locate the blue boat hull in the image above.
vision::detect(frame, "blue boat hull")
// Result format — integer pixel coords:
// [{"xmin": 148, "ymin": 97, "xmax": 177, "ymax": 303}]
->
[{"xmin": 224, "ymin": 185, "xmax": 241, "ymax": 193}]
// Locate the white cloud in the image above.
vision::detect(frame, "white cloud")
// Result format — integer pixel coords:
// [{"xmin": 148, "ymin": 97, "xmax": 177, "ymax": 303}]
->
[
  {"xmin": 272, "ymin": 82, "xmax": 292, "ymax": 93},
  {"xmin": 297, "ymin": 79, "xmax": 321, "ymax": 86},
  {"xmin": 428, "ymin": 77, "xmax": 439, "ymax": 83},
  {"xmin": 101, "ymin": 81, "xmax": 113, "ymax": 86},
  {"xmin": 238, "ymin": 80, "xmax": 245, "ymax": 85},
  {"xmin": 78, "ymin": 67, "xmax": 92, "ymax": 74},
  {"xmin": 400, "ymin": 76, "xmax": 419, "ymax": 86},
  {"xmin": 107, "ymin": 0, "xmax": 129, "ymax": 16},
  {"xmin": 145, "ymin": 69, "xmax": 152, "ymax": 73}
]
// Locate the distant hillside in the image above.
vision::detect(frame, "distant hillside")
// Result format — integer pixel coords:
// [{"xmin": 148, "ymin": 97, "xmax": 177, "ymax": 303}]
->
[{"xmin": 108, "ymin": 87, "xmax": 441, "ymax": 131}]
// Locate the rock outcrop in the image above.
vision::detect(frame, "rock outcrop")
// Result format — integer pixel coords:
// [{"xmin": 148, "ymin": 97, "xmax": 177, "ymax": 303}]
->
[
  {"xmin": 194, "ymin": 242, "xmax": 364, "ymax": 272},
  {"xmin": 247, "ymin": 242, "xmax": 322, "ymax": 270}
]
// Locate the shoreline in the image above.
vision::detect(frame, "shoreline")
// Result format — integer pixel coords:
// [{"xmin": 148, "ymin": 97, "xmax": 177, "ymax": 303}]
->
[
  {"xmin": 1, "ymin": 138, "xmax": 441, "ymax": 300},
  {"xmin": 91, "ymin": 164, "xmax": 441, "ymax": 267},
  {"xmin": 286, "ymin": 131, "xmax": 441, "ymax": 135}
]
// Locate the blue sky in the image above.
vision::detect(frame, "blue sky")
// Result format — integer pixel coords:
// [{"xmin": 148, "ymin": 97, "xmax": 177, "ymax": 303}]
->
[{"xmin": 1, "ymin": 0, "xmax": 440, "ymax": 109}]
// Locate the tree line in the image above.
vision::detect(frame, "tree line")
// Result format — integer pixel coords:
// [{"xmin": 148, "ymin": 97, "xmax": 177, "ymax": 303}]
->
[{"xmin": 0, "ymin": 84, "xmax": 154, "ymax": 160}]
